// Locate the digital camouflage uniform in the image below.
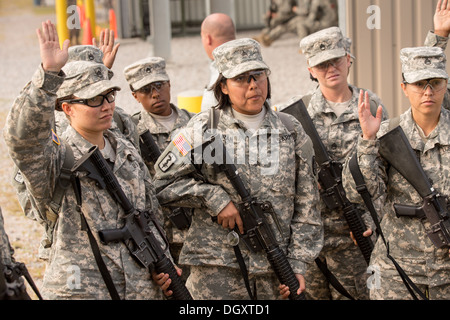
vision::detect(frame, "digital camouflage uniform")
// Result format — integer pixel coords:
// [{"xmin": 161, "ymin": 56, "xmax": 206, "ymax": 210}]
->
[
  {"xmin": 279, "ymin": 27, "xmax": 388, "ymax": 300},
  {"xmin": 124, "ymin": 57, "xmax": 194, "ymax": 279},
  {"xmin": 0, "ymin": 207, "xmax": 13, "ymax": 267},
  {"xmin": 3, "ymin": 61, "xmax": 167, "ymax": 300},
  {"xmin": 153, "ymin": 38, "xmax": 323, "ymax": 300},
  {"xmin": 342, "ymin": 47, "xmax": 450, "ymax": 300}
]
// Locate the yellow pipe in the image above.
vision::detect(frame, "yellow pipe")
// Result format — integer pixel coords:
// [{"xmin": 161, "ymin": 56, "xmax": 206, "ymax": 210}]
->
[
  {"xmin": 85, "ymin": 0, "xmax": 96, "ymax": 38},
  {"xmin": 55, "ymin": 0, "xmax": 69, "ymax": 48}
]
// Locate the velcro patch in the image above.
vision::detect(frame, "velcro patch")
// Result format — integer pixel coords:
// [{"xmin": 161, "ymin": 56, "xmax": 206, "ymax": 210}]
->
[
  {"xmin": 159, "ymin": 152, "xmax": 177, "ymax": 172},
  {"xmin": 172, "ymin": 133, "xmax": 192, "ymax": 156}
]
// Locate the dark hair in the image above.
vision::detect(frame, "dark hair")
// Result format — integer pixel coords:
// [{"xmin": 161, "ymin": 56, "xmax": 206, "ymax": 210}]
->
[
  {"xmin": 211, "ymin": 72, "xmax": 272, "ymax": 109},
  {"xmin": 55, "ymin": 94, "xmax": 76, "ymax": 111}
]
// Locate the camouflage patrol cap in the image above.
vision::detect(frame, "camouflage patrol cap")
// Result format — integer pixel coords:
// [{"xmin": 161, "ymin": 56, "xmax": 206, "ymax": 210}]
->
[
  {"xmin": 67, "ymin": 45, "xmax": 114, "ymax": 81},
  {"xmin": 123, "ymin": 57, "xmax": 170, "ymax": 91},
  {"xmin": 400, "ymin": 47, "xmax": 448, "ymax": 83},
  {"xmin": 56, "ymin": 61, "xmax": 121, "ymax": 109},
  {"xmin": 68, "ymin": 45, "xmax": 104, "ymax": 64},
  {"xmin": 212, "ymin": 38, "xmax": 269, "ymax": 79},
  {"xmin": 300, "ymin": 27, "xmax": 347, "ymax": 67}
]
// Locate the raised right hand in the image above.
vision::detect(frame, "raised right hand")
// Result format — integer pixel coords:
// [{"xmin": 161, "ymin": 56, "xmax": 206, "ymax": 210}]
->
[
  {"xmin": 358, "ymin": 90, "xmax": 383, "ymax": 140},
  {"xmin": 36, "ymin": 20, "xmax": 69, "ymax": 73}
]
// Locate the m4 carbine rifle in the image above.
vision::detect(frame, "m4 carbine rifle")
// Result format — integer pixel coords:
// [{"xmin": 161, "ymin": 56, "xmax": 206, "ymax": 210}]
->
[
  {"xmin": 379, "ymin": 126, "xmax": 450, "ymax": 249},
  {"xmin": 74, "ymin": 146, "xmax": 193, "ymax": 300},
  {"xmin": 281, "ymin": 99, "xmax": 373, "ymax": 264},
  {"xmin": 139, "ymin": 129, "xmax": 192, "ymax": 230},
  {"xmin": 205, "ymin": 134, "xmax": 306, "ymax": 300}
]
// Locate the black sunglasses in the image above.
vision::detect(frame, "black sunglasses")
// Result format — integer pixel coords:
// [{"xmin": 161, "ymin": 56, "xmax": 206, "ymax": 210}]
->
[{"xmin": 61, "ymin": 90, "xmax": 117, "ymax": 108}]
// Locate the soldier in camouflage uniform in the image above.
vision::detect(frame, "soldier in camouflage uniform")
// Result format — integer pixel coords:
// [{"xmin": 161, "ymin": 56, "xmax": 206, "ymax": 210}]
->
[
  {"xmin": 253, "ymin": 0, "xmax": 299, "ymax": 47},
  {"xmin": 277, "ymin": 27, "xmax": 388, "ymax": 300},
  {"xmin": 3, "ymin": 21, "xmax": 171, "ymax": 300},
  {"xmin": 124, "ymin": 57, "xmax": 194, "ymax": 278},
  {"xmin": 342, "ymin": 46, "xmax": 450, "ymax": 300},
  {"xmin": 152, "ymin": 38, "xmax": 323, "ymax": 300},
  {"xmin": 12, "ymin": 44, "xmax": 139, "ymax": 262},
  {"xmin": 255, "ymin": 0, "xmax": 338, "ymax": 47}
]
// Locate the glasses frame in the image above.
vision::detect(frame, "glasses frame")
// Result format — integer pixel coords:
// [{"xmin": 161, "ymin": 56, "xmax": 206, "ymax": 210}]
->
[
  {"xmin": 136, "ymin": 81, "xmax": 169, "ymax": 95},
  {"xmin": 61, "ymin": 89, "xmax": 117, "ymax": 108},
  {"xmin": 227, "ymin": 69, "xmax": 271, "ymax": 87},
  {"xmin": 403, "ymin": 78, "xmax": 447, "ymax": 94},
  {"xmin": 314, "ymin": 56, "xmax": 347, "ymax": 71}
]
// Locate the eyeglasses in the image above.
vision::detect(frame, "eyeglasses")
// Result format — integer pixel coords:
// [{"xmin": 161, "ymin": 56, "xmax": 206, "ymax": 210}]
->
[
  {"xmin": 404, "ymin": 78, "xmax": 447, "ymax": 94},
  {"xmin": 137, "ymin": 81, "xmax": 168, "ymax": 95},
  {"xmin": 314, "ymin": 57, "xmax": 346, "ymax": 71},
  {"xmin": 227, "ymin": 70, "xmax": 270, "ymax": 87},
  {"xmin": 62, "ymin": 90, "xmax": 116, "ymax": 107}
]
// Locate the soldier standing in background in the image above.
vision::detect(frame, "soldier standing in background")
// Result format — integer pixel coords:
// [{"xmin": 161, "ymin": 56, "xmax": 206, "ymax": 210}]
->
[
  {"xmin": 200, "ymin": 13, "xmax": 236, "ymax": 112},
  {"xmin": 124, "ymin": 57, "xmax": 194, "ymax": 279},
  {"xmin": 278, "ymin": 26, "xmax": 388, "ymax": 300}
]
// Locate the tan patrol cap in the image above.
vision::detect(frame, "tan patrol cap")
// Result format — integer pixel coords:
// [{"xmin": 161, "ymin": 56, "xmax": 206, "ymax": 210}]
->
[
  {"xmin": 400, "ymin": 47, "xmax": 448, "ymax": 83},
  {"xmin": 212, "ymin": 38, "xmax": 269, "ymax": 79},
  {"xmin": 300, "ymin": 27, "xmax": 348, "ymax": 67},
  {"xmin": 123, "ymin": 57, "xmax": 170, "ymax": 91}
]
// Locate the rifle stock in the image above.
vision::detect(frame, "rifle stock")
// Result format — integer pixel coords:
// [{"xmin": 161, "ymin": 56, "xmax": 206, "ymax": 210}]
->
[{"xmin": 379, "ymin": 126, "xmax": 450, "ymax": 248}]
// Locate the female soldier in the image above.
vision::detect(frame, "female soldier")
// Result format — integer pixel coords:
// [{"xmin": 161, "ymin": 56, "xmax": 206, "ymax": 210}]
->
[
  {"xmin": 3, "ymin": 21, "xmax": 172, "ymax": 300},
  {"xmin": 343, "ymin": 46, "xmax": 450, "ymax": 299},
  {"xmin": 153, "ymin": 38, "xmax": 323, "ymax": 300},
  {"xmin": 279, "ymin": 26, "xmax": 388, "ymax": 300}
]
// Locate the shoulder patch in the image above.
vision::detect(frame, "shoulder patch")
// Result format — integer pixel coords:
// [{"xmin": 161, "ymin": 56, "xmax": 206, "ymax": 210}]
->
[
  {"xmin": 159, "ymin": 152, "xmax": 177, "ymax": 172},
  {"xmin": 172, "ymin": 133, "xmax": 192, "ymax": 156},
  {"xmin": 52, "ymin": 129, "xmax": 60, "ymax": 145}
]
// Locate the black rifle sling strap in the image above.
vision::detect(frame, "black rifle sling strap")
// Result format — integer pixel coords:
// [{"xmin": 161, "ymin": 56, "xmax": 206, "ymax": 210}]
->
[
  {"xmin": 349, "ymin": 148, "xmax": 427, "ymax": 300},
  {"xmin": 70, "ymin": 172, "xmax": 121, "ymax": 300}
]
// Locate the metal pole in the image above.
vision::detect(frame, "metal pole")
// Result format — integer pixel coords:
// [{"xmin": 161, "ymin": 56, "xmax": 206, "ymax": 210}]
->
[
  {"xmin": 149, "ymin": 0, "xmax": 172, "ymax": 60},
  {"xmin": 56, "ymin": 0, "xmax": 69, "ymax": 48}
]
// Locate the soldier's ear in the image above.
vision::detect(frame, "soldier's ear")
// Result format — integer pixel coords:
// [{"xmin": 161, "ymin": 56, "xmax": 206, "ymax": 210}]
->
[
  {"xmin": 220, "ymin": 81, "xmax": 229, "ymax": 95},
  {"xmin": 400, "ymin": 82, "xmax": 409, "ymax": 98},
  {"xmin": 61, "ymin": 102, "xmax": 73, "ymax": 117}
]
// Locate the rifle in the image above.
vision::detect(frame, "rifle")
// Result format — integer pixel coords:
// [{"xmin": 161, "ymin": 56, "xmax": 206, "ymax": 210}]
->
[
  {"xmin": 74, "ymin": 146, "xmax": 193, "ymax": 300},
  {"xmin": 379, "ymin": 126, "xmax": 450, "ymax": 249},
  {"xmin": 139, "ymin": 129, "xmax": 192, "ymax": 230},
  {"xmin": 281, "ymin": 99, "xmax": 373, "ymax": 264},
  {"xmin": 0, "ymin": 260, "xmax": 41, "ymax": 300},
  {"xmin": 206, "ymin": 134, "xmax": 306, "ymax": 300}
]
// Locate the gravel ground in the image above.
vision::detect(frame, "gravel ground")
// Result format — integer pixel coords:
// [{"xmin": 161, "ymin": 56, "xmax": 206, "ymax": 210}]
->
[{"xmin": 0, "ymin": 1, "xmax": 315, "ymax": 299}]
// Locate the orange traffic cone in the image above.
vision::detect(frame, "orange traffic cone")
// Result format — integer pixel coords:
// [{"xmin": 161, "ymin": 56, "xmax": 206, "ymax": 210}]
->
[
  {"xmin": 109, "ymin": 8, "xmax": 118, "ymax": 39},
  {"xmin": 82, "ymin": 18, "xmax": 93, "ymax": 45}
]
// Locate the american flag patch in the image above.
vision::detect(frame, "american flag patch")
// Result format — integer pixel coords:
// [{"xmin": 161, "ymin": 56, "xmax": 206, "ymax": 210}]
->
[
  {"xmin": 52, "ymin": 129, "xmax": 60, "ymax": 145},
  {"xmin": 172, "ymin": 133, "xmax": 192, "ymax": 156}
]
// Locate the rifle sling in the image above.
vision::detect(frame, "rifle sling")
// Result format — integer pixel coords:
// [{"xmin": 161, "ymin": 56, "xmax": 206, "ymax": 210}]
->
[
  {"xmin": 349, "ymin": 154, "xmax": 428, "ymax": 300},
  {"xmin": 71, "ymin": 174, "xmax": 121, "ymax": 300}
]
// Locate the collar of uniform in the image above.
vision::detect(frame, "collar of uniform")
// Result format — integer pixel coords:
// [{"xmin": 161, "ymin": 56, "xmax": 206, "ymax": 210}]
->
[{"xmin": 401, "ymin": 108, "xmax": 450, "ymax": 152}]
